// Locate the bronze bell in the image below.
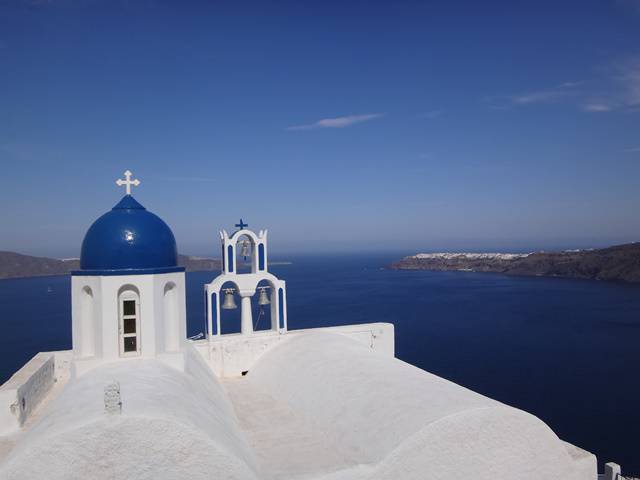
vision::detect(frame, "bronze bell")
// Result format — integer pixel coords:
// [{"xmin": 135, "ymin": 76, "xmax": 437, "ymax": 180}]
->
[
  {"xmin": 221, "ymin": 288, "xmax": 237, "ymax": 310},
  {"xmin": 240, "ymin": 240, "xmax": 251, "ymax": 260},
  {"xmin": 257, "ymin": 287, "xmax": 270, "ymax": 306}
]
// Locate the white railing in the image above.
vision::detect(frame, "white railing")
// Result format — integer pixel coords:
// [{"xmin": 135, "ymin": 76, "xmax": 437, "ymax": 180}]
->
[{"xmin": 0, "ymin": 352, "xmax": 55, "ymax": 434}]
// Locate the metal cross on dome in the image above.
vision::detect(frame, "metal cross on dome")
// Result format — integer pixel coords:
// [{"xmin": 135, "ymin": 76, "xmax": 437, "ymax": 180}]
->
[
  {"xmin": 115, "ymin": 170, "xmax": 141, "ymax": 195},
  {"xmin": 235, "ymin": 219, "xmax": 248, "ymax": 230}
]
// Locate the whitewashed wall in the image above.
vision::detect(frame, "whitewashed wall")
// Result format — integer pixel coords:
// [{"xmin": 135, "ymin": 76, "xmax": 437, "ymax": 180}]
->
[
  {"xmin": 191, "ymin": 322, "xmax": 394, "ymax": 378},
  {"xmin": 72, "ymin": 271, "xmax": 186, "ymax": 377}
]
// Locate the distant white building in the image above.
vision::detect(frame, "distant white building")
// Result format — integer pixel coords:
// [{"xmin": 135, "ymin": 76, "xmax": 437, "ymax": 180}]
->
[{"xmin": 0, "ymin": 172, "xmax": 603, "ymax": 479}]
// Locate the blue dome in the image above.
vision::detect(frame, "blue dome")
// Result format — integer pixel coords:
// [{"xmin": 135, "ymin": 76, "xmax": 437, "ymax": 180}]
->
[{"xmin": 77, "ymin": 195, "xmax": 183, "ymax": 275}]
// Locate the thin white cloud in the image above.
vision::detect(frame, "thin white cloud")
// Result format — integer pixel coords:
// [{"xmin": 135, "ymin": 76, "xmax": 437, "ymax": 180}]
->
[
  {"xmin": 418, "ymin": 110, "xmax": 442, "ymax": 119},
  {"xmin": 511, "ymin": 82, "xmax": 580, "ymax": 106},
  {"xmin": 559, "ymin": 81, "xmax": 583, "ymax": 88},
  {"xmin": 488, "ymin": 57, "xmax": 640, "ymax": 114},
  {"xmin": 623, "ymin": 146, "xmax": 640, "ymax": 153},
  {"xmin": 582, "ymin": 56, "xmax": 640, "ymax": 113},
  {"xmin": 287, "ymin": 113, "xmax": 384, "ymax": 131},
  {"xmin": 486, "ymin": 82, "xmax": 581, "ymax": 109},
  {"xmin": 582, "ymin": 103, "xmax": 613, "ymax": 112},
  {"xmin": 512, "ymin": 90, "xmax": 565, "ymax": 105},
  {"xmin": 619, "ymin": 56, "xmax": 640, "ymax": 106}
]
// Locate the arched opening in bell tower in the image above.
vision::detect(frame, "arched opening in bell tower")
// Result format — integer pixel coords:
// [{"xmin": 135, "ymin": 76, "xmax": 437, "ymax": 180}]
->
[
  {"xmin": 235, "ymin": 233, "xmax": 256, "ymax": 273},
  {"xmin": 219, "ymin": 280, "xmax": 241, "ymax": 335},
  {"xmin": 253, "ymin": 279, "xmax": 275, "ymax": 331}
]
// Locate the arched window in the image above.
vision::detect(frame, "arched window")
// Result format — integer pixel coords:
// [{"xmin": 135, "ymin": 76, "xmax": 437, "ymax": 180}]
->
[
  {"xmin": 80, "ymin": 286, "xmax": 95, "ymax": 357},
  {"xmin": 163, "ymin": 283, "xmax": 179, "ymax": 352},
  {"xmin": 118, "ymin": 286, "xmax": 140, "ymax": 357}
]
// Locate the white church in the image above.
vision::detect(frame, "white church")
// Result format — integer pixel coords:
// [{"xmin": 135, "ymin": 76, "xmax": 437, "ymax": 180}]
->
[{"xmin": 0, "ymin": 172, "xmax": 617, "ymax": 479}]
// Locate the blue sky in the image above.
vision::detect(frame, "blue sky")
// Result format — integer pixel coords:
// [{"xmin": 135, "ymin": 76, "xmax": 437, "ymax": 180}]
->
[{"xmin": 1, "ymin": 0, "xmax": 639, "ymax": 257}]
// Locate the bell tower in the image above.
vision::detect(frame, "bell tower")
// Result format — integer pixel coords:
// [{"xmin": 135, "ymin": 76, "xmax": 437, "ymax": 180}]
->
[{"xmin": 204, "ymin": 221, "xmax": 287, "ymax": 339}]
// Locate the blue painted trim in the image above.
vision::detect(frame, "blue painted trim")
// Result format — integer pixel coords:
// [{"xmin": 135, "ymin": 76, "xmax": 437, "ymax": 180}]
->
[
  {"xmin": 211, "ymin": 292, "xmax": 218, "ymax": 335},
  {"xmin": 278, "ymin": 288, "xmax": 284, "ymax": 329},
  {"xmin": 258, "ymin": 244, "xmax": 265, "ymax": 271},
  {"xmin": 72, "ymin": 266, "xmax": 185, "ymax": 276},
  {"xmin": 227, "ymin": 245, "xmax": 234, "ymax": 273}
]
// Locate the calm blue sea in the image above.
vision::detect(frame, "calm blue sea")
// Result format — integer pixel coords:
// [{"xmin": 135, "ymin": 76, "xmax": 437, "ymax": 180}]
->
[{"xmin": 1, "ymin": 254, "xmax": 639, "ymax": 472}]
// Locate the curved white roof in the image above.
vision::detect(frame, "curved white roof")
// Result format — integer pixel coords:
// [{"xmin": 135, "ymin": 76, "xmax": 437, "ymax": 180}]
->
[
  {"xmin": 1, "ymin": 332, "xmax": 596, "ymax": 480},
  {"xmin": 1, "ymin": 358, "xmax": 258, "ymax": 480},
  {"xmin": 241, "ymin": 331, "xmax": 595, "ymax": 480}
]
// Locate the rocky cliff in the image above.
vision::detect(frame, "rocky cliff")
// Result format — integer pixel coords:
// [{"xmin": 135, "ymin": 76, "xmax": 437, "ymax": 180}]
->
[
  {"xmin": 389, "ymin": 243, "xmax": 640, "ymax": 283},
  {"xmin": 0, "ymin": 252, "xmax": 222, "ymax": 280}
]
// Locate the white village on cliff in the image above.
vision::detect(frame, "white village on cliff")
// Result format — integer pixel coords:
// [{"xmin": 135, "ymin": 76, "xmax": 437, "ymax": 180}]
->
[{"xmin": 0, "ymin": 172, "xmax": 623, "ymax": 479}]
